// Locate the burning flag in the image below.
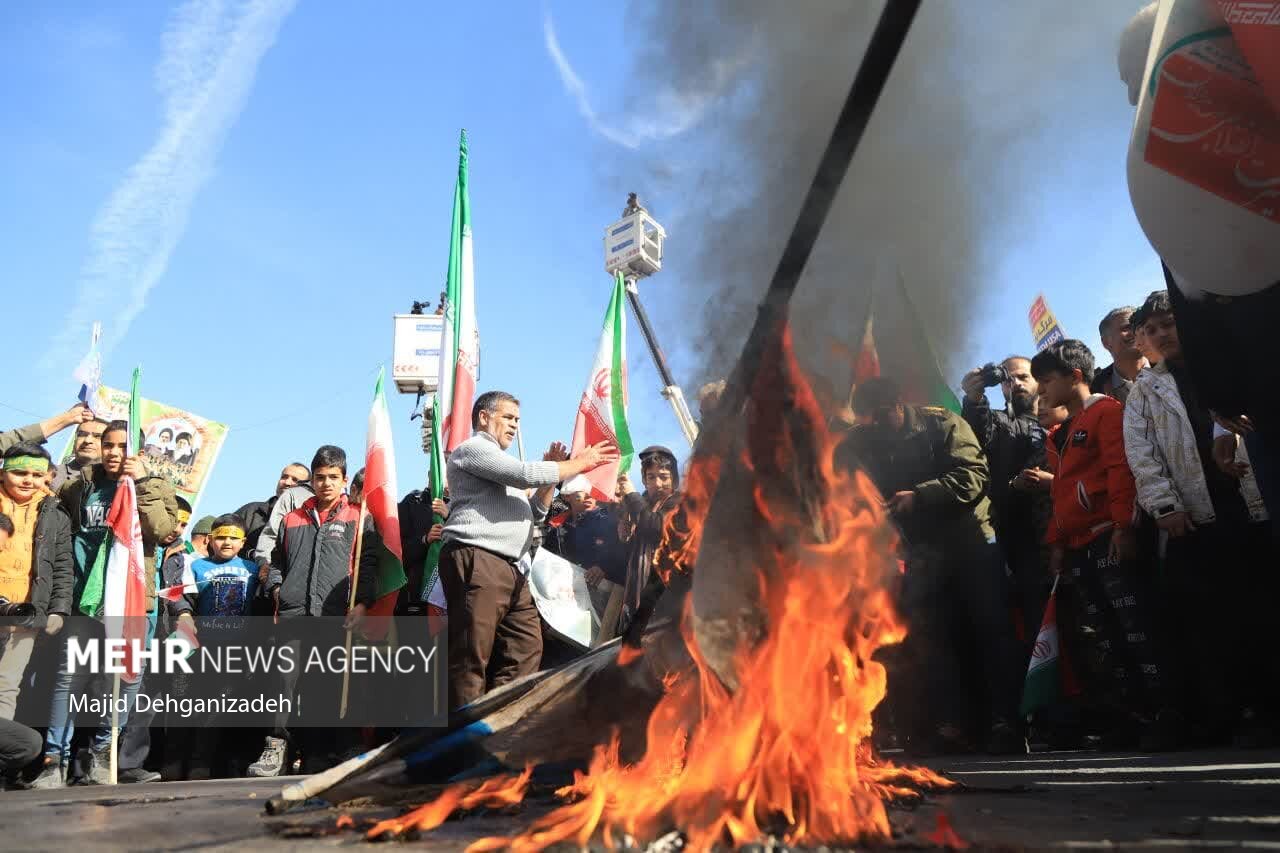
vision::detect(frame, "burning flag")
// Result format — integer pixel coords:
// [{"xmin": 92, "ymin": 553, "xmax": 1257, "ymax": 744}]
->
[
  {"xmin": 1020, "ymin": 575, "xmax": 1062, "ymax": 718},
  {"xmin": 363, "ymin": 368, "xmax": 408, "ymax": 631},
  {"xmin": 570, "ymin": 270, "xmax": 635, "ymax": 501},
  {"xmin": 437, "ymin": 129, "xmax": 479, "ymax": 455},
  {"xmin": 853, "ymin": 308, "xmax": 881, "ymax": 386},
  {"xmin": 313, "ymin": 323, "xmax": 951, "ymax": 851}
]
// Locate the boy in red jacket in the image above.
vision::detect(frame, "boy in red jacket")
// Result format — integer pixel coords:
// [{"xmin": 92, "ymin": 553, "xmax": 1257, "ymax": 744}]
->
[{"xmin": 1031, "ymin": 340, "xmax": 1179, "ymax": 749}]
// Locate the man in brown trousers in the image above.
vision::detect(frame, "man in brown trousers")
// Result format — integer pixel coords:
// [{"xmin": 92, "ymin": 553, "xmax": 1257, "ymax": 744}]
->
[{"xmin": 439, "ymin": 391, "xmax": 616, "ymax": 710}]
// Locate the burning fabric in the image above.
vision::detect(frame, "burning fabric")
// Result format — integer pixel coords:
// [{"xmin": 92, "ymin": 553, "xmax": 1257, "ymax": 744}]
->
[{"xmin": 291, "ymin": 322, "xmax": 951, "ymax": 851}]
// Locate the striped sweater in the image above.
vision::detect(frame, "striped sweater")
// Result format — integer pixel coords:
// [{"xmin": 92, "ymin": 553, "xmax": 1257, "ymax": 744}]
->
[{"xmin": 442, "ymin": 432, "xmax": 560, "ymax": 562}]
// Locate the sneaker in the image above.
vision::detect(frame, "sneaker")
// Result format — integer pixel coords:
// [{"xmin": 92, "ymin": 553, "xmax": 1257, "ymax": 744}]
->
[
  {"xmin": 30, "ymin": 758, "xmax": 67, "ymax": 790},
  {"xmin": 85, "ymin": 746, "xmax": 113, "ymax": 785},
  {"xmin": 1233, "ymin": 709, "xmax": 1277, "ymax": 749},
  {"xmin": 118, "ymin": 767, "xmax": 162, "ymax": 784},
  {"xmin": 247, "ymin": 736, "xmax": 288, "ymax": 778}
]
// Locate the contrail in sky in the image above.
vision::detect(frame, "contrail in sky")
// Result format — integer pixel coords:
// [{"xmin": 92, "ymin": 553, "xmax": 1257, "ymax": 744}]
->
[
  {"xmin": 542, "ymin": 10, "xmax": 747, "ymax": 150},
  {"xmin": 53, "ymin": 0, "xmax": 296, "ymax": 366}
]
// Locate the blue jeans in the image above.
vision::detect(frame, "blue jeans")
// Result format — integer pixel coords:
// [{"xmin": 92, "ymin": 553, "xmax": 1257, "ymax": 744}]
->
[{"xmin": 43, "ymin": 612, "xmax": 152, "ymax": 761}]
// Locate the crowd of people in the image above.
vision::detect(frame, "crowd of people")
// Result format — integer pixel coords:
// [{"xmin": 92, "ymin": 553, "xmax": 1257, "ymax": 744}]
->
[
  {"xmin": 0, "ymin": 390, "xmax": 687, "ymax": 788},
  {"xmin": 0, "ymin": 282, "xmax": 1273, "ymax": 789},
  {"xmin": 840, "ymin": 290, "xmax": 1277, "ymax": 756}
]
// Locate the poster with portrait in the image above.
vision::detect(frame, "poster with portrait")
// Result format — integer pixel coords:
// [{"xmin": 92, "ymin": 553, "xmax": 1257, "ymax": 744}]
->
[{"xmin": 63, "ymin": 385, "xmax": 228, "ymax": 514}]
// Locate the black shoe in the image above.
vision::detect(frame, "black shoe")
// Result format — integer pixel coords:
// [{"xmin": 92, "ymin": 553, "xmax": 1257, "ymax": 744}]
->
[
  {"xmin": 1095, "ymin": 720, "xmax": 1142, "ymax": 751},
  {"xmin": 985, "ymin": 721, "xmax": 1028, "ymax": 756},
  {"xmin": 1139, "ymin": 710, "xmax": 1189, "ymax": 752},
  {"xmin": 1233, "ymin": 709, "xmax": 1278, "ymax": 749},
  {"xmin": 118, "ymin": 768, "xmax": 162, "ymax": 784},
  {"xmin": 905, "ymin": 724, "xmax": 974, "ymax": 757}
]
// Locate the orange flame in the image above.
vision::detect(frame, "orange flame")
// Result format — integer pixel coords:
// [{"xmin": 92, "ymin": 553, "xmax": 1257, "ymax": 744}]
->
[
  {"xmin": 365, "ymin": 766, "xmax": 533, "ymax": 840},
  {"xmin": 372, "ymin": 322, "xmax": 951, "ymax": 850}
]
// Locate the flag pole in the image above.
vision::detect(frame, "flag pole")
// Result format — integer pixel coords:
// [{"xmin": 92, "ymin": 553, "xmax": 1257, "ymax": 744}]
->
[
  {"xmin": 516, "ymin": 427, "xmax": 526, "ymax": 462},
  {"xmin": 109, "ymin": 673, "xmax": 120, "ymax": 784},
  {"xmin": 339, "ymin": 500, "xmax": 369, "ymax": 719}
]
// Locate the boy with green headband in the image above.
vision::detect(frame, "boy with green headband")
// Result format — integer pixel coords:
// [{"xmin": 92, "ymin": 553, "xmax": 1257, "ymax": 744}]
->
[{"xmin": 0, "ymin": 443, "xmax": 73, "ymax": 721}]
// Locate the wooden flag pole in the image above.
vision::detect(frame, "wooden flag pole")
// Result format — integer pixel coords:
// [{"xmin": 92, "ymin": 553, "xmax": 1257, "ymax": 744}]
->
[
  {"xmin": 109, "ymin": 672, "xmax": 121, "ymax": 784},
  {"xmin": 339, "ymin": 500, "xmax": 369, "ymax": 720}
]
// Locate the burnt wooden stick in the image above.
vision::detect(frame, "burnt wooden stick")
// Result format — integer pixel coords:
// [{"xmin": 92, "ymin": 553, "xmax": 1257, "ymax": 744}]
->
[
  {"xmin": 685, "ymin": 0, "xmax": 922, "ymax": 691},
  {"xmin": 696, "ymin": 0, "xmax": 922, "ymax": 461}
]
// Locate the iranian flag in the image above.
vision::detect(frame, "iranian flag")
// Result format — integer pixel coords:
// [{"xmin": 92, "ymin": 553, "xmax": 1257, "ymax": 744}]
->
[
  {"xmin": 99, "ymin": 477, "xmax": 149, "ymax": 683},
  {"xmin": 437, "ymin": 129, "xmax": 479, "ymax": 455},
  {"xmin": 100, "ymin": 367, "xmax": 149, "ymax": 684},
  {"xmin": 1019, "ymin": 575, "xmax": 1061, "ymax": 718},
  {"xmin": 363, "ymin": 368, "xmax": 408, "ymax": 632},
  {"xmin": 570, "ymin": 271, "xmax": 635, "ymax": 502}
]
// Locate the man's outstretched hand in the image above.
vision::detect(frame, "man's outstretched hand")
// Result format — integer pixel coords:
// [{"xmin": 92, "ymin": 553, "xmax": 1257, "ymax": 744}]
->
[{"xmin": 572, "ymin": 441, "xmax": 619, "ymax": 472}]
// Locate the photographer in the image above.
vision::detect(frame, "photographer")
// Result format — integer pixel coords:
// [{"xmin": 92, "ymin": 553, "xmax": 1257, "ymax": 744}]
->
[{"xmin": 961, "ymin": 357, "xmax": 1051, "ymax": 647}]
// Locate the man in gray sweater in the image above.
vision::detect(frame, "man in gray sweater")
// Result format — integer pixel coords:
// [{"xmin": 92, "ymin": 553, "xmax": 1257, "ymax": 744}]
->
[{"xmin": 441, "ymin": 390, "xmax": 616, "ymax": 709}]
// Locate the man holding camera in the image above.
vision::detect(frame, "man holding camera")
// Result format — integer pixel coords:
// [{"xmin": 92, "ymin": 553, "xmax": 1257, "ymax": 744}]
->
[{"xmin": 961, "ymin": 357, "xmax": 1053, "ymax": 648}]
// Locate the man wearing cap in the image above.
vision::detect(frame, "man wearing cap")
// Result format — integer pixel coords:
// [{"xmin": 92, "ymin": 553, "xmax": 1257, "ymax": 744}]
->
[
  {"xmin": 617, "ymin": 445, "xmax": 683, "ymax": 627},
  {"xmin": 190, "ymin": 515, "xmax": 215, "ymax": 557},
  {"xmin": 439, "ymin": 391, "xmax": 617, "ymax": 709}
]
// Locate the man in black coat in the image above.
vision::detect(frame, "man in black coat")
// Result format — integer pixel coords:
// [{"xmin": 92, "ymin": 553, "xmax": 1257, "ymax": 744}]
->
[{"xmin": 960, "ymin": 356, "xmax": 1052, "ymax": 646}]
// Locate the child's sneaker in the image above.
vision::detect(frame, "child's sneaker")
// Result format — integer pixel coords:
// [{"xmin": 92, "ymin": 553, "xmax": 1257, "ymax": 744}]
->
[
  {"xmin": 247, "ymin": 736, "xmax": 287, "ymax": 778},
  {"xmin": 29, "ymin": 758, "xmax": 66, "ymax": 790}
]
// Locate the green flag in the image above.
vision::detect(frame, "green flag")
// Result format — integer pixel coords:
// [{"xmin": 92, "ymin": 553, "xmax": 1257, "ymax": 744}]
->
[
  {"xmin": 895, "ymin": 275, "xmax": 961, "ymax": 413},
  {"xmin": 129, "ymin": 366, "xmax": 142, "ymax": 454},
  {"xmin": 421, "ymin": 398, "xmax": 447, "ymax": 605}
]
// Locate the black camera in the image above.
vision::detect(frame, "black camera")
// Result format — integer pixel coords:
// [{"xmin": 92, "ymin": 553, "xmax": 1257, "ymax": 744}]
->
[
  {"xmin": 980, "ymin": 362, "xmax": 1009, "ymax": 387},
  {"xmin": 0, "ymin": 597, "xmax": 36, "ymax": 629}
]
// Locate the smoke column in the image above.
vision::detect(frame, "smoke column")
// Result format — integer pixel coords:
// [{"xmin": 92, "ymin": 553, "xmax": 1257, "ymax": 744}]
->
[{"xmin": 620, "ymin": 0, "xmax": 1146, "ymax": 402}]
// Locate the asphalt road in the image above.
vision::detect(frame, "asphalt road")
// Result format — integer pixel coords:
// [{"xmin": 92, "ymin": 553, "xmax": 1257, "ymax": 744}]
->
[{"xmin": 2, "ymin": 749, "xmax": 1278, "ymax": 850}]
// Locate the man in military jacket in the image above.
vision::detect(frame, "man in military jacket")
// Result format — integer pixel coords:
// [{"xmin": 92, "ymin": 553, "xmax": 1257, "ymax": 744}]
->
[{"xmin": 836, "ymin": 378, "xmax": 1024, "ymax": 756}]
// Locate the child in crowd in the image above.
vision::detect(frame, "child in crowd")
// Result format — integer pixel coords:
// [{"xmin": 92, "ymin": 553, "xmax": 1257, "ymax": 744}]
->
[
  {"xmin": 1031, "ymin": 339, "xmax": 1179, "ymax": 750},
  {"xmin": 163, "ymin": 513, "xmax": 259, "ymax": 779},
  {"xmin": 1124, "ymin": 290, "xmax": 1278, "ymax": 746}
]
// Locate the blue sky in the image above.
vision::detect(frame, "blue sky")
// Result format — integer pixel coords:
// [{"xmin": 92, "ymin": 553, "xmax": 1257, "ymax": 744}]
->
[{"xmin": 0, "ymin": 2, "xmax": 1162, "ymax": 518}]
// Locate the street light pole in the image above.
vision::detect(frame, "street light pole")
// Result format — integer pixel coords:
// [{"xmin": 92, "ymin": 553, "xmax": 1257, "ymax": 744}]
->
[{"xmin": 624, "ymin": 275, "xmax": 699, "ymax": 446}]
